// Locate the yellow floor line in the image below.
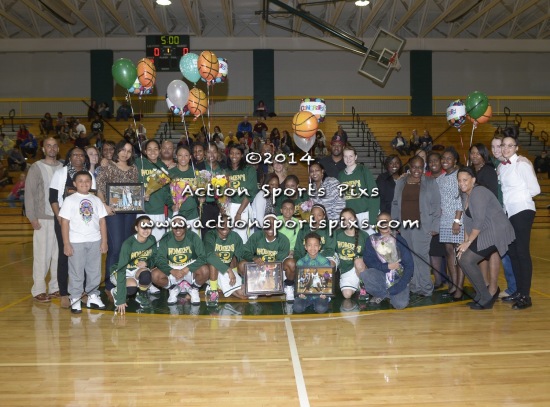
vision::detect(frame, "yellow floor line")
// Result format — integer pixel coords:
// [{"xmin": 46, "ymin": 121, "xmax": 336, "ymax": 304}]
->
[{"xmin": 0, "ymin": 294, "xmax": 32, "ymax": 313}]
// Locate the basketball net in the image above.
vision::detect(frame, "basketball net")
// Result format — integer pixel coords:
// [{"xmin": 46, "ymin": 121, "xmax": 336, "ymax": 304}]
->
[{"xmin": 389, "ymin": 52, "xmax": 401, "ymax": 71}]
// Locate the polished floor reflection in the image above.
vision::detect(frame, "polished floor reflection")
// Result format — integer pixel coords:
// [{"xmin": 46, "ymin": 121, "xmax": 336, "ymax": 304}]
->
[{"xmin": 1, "ymin": 229, "xmax": 550, "ymax": 406}]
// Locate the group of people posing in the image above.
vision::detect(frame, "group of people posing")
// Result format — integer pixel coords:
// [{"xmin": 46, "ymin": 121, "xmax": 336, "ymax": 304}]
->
[{"xmin": 24, "ymin": 123, "xmax": 539, "ymax": 315}]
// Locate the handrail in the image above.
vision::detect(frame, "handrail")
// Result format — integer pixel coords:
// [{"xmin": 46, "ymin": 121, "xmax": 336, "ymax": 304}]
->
[
  {"xmin": 8, "ymin": 109, "xmax": 15, "ymax": 131},
  {"xmin": 541, "ymin": 130, "xmax": 548, "ymax": 150},
  {"xmin": 504, "ymin": 106, "xmax": 511, "ymax": 128},
  {"xmin": 360, "ymin": 121, "xmax": 366, "ymax": 149},
  {"xmin": 527, "ymin": 122, "xmax": 535, "ymax": 146},
  {"xmin": 514, "ymin": 113, "xmax": 522, "ymax": 128},
  {"xmin": 351, "ymin": 106, "xmax": 356, "ymax": 129}
]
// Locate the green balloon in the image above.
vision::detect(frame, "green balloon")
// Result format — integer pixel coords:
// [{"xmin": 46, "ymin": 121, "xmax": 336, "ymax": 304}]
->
[
  {"xmin": 112, "ymin": 58, "xmax": 137, "ymax": 89},
  {"xmin": 465, "ymin": 91, "xmax": 489, "ymax": 120}
]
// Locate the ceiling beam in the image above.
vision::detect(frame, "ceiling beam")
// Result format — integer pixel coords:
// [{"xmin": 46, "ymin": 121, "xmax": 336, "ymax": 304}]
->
[
  {"xmin": 98, "ymin": 0, "xmax": 135, "ymax": 36},
  {"xmin": 60, "ymin": 0, "xmax": 103, "ymax": 37},
  {"xmin": 140, "ymin": 0, "xmax": 167, "ymax": 34},
  {"xmin": 180, "ymin": 0, "xmax": 201, "ymax": 36},
  {"xmin": 450, "ymin": 0, "xmax": 500, "ymax": 38},
  {"xmin": 392, "ymin": 0, "xmax": 425, "ymax": 33},
  {"xmin": 512, "ymin": 13, "xmax": 549, "ymax": 39},
  {"xmin": 329, "ymin": 0, "xmax": 346, "ymax": 26},
  {"xmin": 19, "ymin": 0, "xmax": 72, "ymax": 37},
  {"xmin": 221, "ymin": 0, "xmax": 233, "ymax": 36},
  {"xmin": 419, "ymin": 0, "xmax": 463, "ymax": 37},
  {"xmin": 358, "ymin": 0, "xmax": 386, "ymax": 36},
  {"xmin": 91, "ymin": 0, "xmax": 105, "ymax": 36},
  {"xmin": 480, "ymin": 0, "xmax": 539, "ymax": 38},
  {"xmin": 0, "ymin": 8, "xmax": 39, "ymax": 37}
]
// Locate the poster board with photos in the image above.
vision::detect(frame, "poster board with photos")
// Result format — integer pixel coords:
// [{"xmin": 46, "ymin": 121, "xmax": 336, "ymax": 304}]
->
[
  {"xmin": 106, "ymin": 183, "xmax": 145, "ymax": 213},
  {"xmin": 244, "ymin": 262, "xmax": 284, "ymax": 296},
  {"xmin": 296, "ymin": 266, "xmax": 335, "ymax": 296}
]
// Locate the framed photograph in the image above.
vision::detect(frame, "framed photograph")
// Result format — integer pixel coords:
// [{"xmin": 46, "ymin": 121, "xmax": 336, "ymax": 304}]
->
[
  {"xmin": 244, "ymin": 262, "xmax": 284, "ymax": 296},
  {"xmin": 295, "ymin": 266, "xmax": 335, "ymax": 296},
  {"xmin": 106, "ymin": 183, "xmax": 145, "ymax": 214}
]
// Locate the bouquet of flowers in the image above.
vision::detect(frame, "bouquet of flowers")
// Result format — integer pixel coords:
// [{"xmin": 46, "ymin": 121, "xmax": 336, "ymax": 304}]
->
[
  {"xmin": 370, "ymin": 234, "xmax": 404, "ymax": 289},
  {"xmin": 145, "ymin": 168, "xmax": 170, "ymax": 197},
  {"xmin": 170, "ymin": 179, "xmax": 193, "ymax": 207},
  {"xmin": 298, "ymin": 199, "xmax": 314, "ymax": 220},
  {"xmin": 195, "ymin": 170, "xmax": 212, "ymax": 189},
  {"xmin": 211, "ymin": 174, "xmax": 231, "ymax": 214}
]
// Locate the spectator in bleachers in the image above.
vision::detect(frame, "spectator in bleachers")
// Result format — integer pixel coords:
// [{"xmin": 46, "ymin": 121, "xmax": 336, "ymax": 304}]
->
[
  {"xmin": 269, "ymin": 128, "xmax": 280, "ymax": 150},
  {"xmin": 16, "ymin": 125, "xmax": 30, "ymax": 146},
  {"xmin": 256, "ymin": 100, "xmax": 268, "ymax": 120},
  {"xmin": 409, "ymin": 129, "xmax": 420, "ymax": 154},
  {"xmin": 332, "ymin": 125, "xmax": 348, "ymax": 145},
  {"xmin": 0, "ymin": 133, "xmax": 14, "ymax": 160},
  {"xmin": 419, "ymin": 129, "xmax": 433, "ymax": 152},
  {"xmin": 391, "ymin": 131, "xmax": 408, "ymax": 156},
  {"xmin": 8, "ymin": 145, "xmax": 27, "ymax": 171},
  {"xmin": 98, "ymin": 102, "xmax": 111, "ymax": 120},
  {"xmin": 224, "ymin": 131, "xmax": 238, "ymax": 147},
  {"xmin": 313, "ymin": 130, "xmax": 328, "ymax": 158},
  {"xmin": 318, "ymin": 135, "xmax": 345, "ymax": 178},
  {"xmin": 213, "ymin": 126, "xmax": 224, "ymax": 143},
  {"xmin": 87, "ymin": 99, "xmax": 98, "ymax": 121},
  {"xmin": 116, "ymin": 101, "xmax": 132, "ymax": 121},
  {"xmin": 91, "ymin": 114, "xmax": 104, "ymax": 137},
  {"xmin": 280, "ymin": 130, "xmax": 292, "ymax": 154},
  {"xmin": 0, "ymin": 160, "xmax": 10, "ymax": 187},
  {"xmin": 39, "ymin": 113, "xmax": 54, "ymax": 136},
  {"xmin": 21, "ymin": 132, "xmax": 38, "ymax": 158},
  {"xmin": 376, "ymin": 154, "xmax": 402, "ymax": 214},
  {"xmin": 237, "ymin": 116, "xmax": 252, "ymax": 134},
  {"xmin": 55, "ymin": 112, "xmax": 66, "ymax": 136},
  {"xmin": 254, "ymin": 118, "xmax": 268, "ymax": 141},
  {"xmin": 534, "ymin": 150, "xmax": 550, "ymax": 179},
  {"xmin": 213, "ymin": 132, "xmax": 225, "ymax": 152},
  {"xmin": 7, "ymin": 173, "xmax": 25, "ymax": 208},
  {"xmin": 193, "ymin": 144, "xmax": 206, "ymax": 170}
]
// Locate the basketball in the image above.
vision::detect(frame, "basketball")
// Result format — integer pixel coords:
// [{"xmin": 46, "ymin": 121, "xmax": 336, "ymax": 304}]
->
[
  {"xmin": 292, "ymin": 111, "xmax": 318, "ymax": 139},
  {"xmin": 469, "ymin": 104, "xmax": 492, "ymax": 125},
  {"xmin": 137, "ymin": 58, "xmax": 156, "ymax": 89},
  {"xmin": 197, "ymin": 50, "xmax": 219, "ymax": 82},
  {"xmin": 187, "ymin": 87, "xmax": 208, "ymax": 117}
]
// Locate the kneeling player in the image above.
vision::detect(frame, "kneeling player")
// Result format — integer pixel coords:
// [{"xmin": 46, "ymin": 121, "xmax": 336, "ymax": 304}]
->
[
  {"xmin": 111, "ymin": 216, "xmax": 157, "ymax": 315},
  {"xmin": 151, "ymin": 215, "xmax": 210, "ymax": 306}
]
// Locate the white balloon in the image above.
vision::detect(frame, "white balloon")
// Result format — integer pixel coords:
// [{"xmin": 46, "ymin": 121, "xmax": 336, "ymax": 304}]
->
[
  {"xmin": 293, "ymin": 134, "xmax": 315, "ymax": 153},
  {"xmin": 166, "ymin": 80, "xmax": 190, "ymax": 110}
]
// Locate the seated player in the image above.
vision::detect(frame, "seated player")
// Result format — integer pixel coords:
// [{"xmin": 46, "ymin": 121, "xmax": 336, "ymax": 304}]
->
[
  {"xmin": 111, "ymin": 216, "xmax": 157, "ymax": 315},
  {"xmin": 293, "ymin": 233, "xmax": 330, "ymax": 314},
  {"xmin": 204, "ymin": 214, "xmax": 248, "ymax": 300},
  {"xmin": 151, "ymin": 215, "xmax": 210, "ymax": 306},
  {"xmin": 237, "ymin": 214, "xmax": 294, "ymax": 302},
  {"xmin": 334, "ymin": 208, "xmax": 368, "ymax": 299}
]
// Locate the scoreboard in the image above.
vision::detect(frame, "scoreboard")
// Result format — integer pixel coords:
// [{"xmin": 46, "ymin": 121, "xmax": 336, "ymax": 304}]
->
[{"xmin": 145, "ymin": 35, "xmax": 190, "ymax": 72}]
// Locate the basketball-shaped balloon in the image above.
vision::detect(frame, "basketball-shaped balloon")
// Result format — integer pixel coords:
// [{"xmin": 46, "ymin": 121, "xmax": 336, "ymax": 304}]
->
[
  {"xmin": 197, "ymin": 51, "xmax": 219, "ymax": 82},
  {"xmin": 468, "ymin": 105, "xmax": 492, "ymax": 125},
  {"xmin": 187, "ymin": 87, "xmax": 208, "ymax": 117},
  {"xmin": 292, "ymin": 111, "xmax": 318, "ymax": 139},
  {"xmin": 137, "ymin": 58, "xmax": 156, "ymax": 88}
]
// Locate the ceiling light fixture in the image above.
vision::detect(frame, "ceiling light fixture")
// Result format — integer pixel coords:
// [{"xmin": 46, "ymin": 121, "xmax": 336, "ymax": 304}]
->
[
  {"xmin": 156, "ymin": 0, "xmax": 172, "ymax": 5},
  {"xmin": 355, "ymin": 0, "xmax": 370, "ymax": 6}
]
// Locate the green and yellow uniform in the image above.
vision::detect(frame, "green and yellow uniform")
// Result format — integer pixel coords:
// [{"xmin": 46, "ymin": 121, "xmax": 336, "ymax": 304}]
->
[
  {"xmin": 155, "ymin": 231, "xmax": 207, "ymax": 275},
  {"xmin": 137, "ymin": 159, "xmax": 172, "ymax": 215},
  {"xmin": 242, "ymin": 230, "xmax": 290, "ymax": 262},
  {"xmin": 334, "ymin": 229, "xmax": 368, "ymax": 274},
  {"xmin": 168, "ymin": 166, "xmax": 199, "ymax": 220},
  {"xmin": 203, "ymin": 229, "xmax": 244, "ymax": 273},
  {"xmin": 227, "ymin": 165, "xmax": 259, "ymax": 204},
  {"xmin": 294, "ymin": 225, "xmax": 336, "ymax": 261},
  {"xmin": 338, "ymin": 164, "xmax": 380, "ymax": 224}
]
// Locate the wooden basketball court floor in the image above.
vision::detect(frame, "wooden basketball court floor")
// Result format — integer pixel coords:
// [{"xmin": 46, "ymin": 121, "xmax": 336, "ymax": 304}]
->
[{"xmin": 1, "ymin": 229, "xmax": 550, "ymax": 406}]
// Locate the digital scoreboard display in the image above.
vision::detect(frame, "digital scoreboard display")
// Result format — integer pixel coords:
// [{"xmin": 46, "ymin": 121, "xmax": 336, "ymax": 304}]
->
[{"xmin": 145, "ymin": 35, "xmax": 190, "ymax": 72}]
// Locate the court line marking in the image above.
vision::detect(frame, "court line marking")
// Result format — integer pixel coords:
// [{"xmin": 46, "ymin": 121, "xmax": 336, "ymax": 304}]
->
[
  {"xmin": 302, "ymin": 349, "xmax": 550, "ymax": 362},
  {"xmin": 0, "ymin": 295, "xmax": 32, "ymax": 313},
  {"xmin": 532, "ymin": 255, "xmax": 550, "ymax": 262},
  {"xmin": 285, "ymin": 318, "xmax": 310, "ymax": 407},
  {"xmin": 0, "ymin": 256, "xmax": 32, "ymax": 270},
  {"xmin": 0, "ymin": 358, "xmax": 290, "ymax": 368}
]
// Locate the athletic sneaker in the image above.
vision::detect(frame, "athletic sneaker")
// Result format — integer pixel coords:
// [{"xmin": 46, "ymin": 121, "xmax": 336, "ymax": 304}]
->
[
  {"xmin": 248, "ymin": 295, "xmax": 259, "ymax": 301},
  {"xmin": 148, "ymin": 285, "xmax": 161, "ymax": 294},
  {"xmin": 167, "ymin": 285, "xmax": 181, "ymax": 305},
  {"xmin": 205, "ymin": 287, "xmax": 219, "ymax": 307},
  {"xmin": 189, "ymin": 287, "xmax": 201, "ymax": 305},
  {"xmin": 110, "ymin": 287, "xmax": 120, "ymax": 307},
  {"xmin": 369, "ymin": 296, "xmax": 383, "ymax": 304},
  {"xmin": 71, "ymin": 298, "xmax": 82, "ymax": 314},
  {"xmin": 284, "ymin": 285, "xmax": 295, "ymax": 303},
  {"xmin": 87, "ymin": 293, "xmax": 106, "ymax": 310},
  {"xmin": 358, "ymin": 287, "xmax": 369, "ymax": 302},
  {"xmin": 135, "ymin": 292, "xmax": 152, "ymax": 309},
  {"xmin": 178, "ymin": 280, "xmax": 191, "ymax": 295}
]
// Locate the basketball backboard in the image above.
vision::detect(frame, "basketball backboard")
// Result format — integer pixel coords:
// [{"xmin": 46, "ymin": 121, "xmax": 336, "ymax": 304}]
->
[{"xmin": 358, "ymin": 28, "xmax": 406, "ymax": 86}]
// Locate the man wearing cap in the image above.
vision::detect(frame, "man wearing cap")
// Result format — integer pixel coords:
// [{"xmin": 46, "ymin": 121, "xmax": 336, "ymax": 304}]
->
[
  {"xmin": 151, "ymin": 215, "xmax": 211, "ymax": 306},
  {"xmin": 332, "ymin": 125, "xmax": 348, "ymax": 145},
  {"xmin": 319, "ymin": 136, "xmax": 345, "ymax": 178}
]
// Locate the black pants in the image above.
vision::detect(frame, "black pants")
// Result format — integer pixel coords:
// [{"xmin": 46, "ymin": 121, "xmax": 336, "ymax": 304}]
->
[
  {"xmin": 53, "ymin": 216, "xmax": 69, "ymax": 296},
  {"xmin": 201, "ymin": 202, "xmax": 220, "ymax": 241},
  {"xmin": 508, "ymin": 210, "xmax": 535, "ymax": 296}
]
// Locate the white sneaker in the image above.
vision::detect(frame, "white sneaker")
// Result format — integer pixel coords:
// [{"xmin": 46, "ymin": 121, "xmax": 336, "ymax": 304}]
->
[
  {"xmin": 168, "ymin": 285, "xmax": 181, "ymax": 305},
  {"xmin": 87, "ymin": 293, "xmax": 106, "ymax": 310},
  {"xmin": 284, "ymin": 285, "xmax": 295, "ymax": 303},
  {"xmin": 110, "ymin": 287, "xmax": 119, "ymax": 307},
  {"xmin": 148, "ymin": 285, "xmax": 161, "ymax": 294},
  {"xmin": 70, "ymin": 298, "xmax": 82, "ymax": 314},
  {"xmin": 189, "ymin": 287, "xmax": 201, "ymax": 305},
  {"xmin": 248, "ymin": 295, "xmax": 259, "ymax": 301}
]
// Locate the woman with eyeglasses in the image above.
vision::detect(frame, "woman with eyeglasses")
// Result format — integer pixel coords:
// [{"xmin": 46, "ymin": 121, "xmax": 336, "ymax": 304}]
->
[{"xmin": 498, "ymin": 128, "xmax": 541, "ymax": 309}]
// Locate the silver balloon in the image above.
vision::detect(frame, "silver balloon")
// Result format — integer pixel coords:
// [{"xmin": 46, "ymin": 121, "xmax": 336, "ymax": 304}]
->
[
  {"xmin": 166, "ymin": 80, "xmax": 190, "ymax": 110},
  {"xmin": 293, "ymin": 134, "xmax": 315, "ymax": 153}
]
